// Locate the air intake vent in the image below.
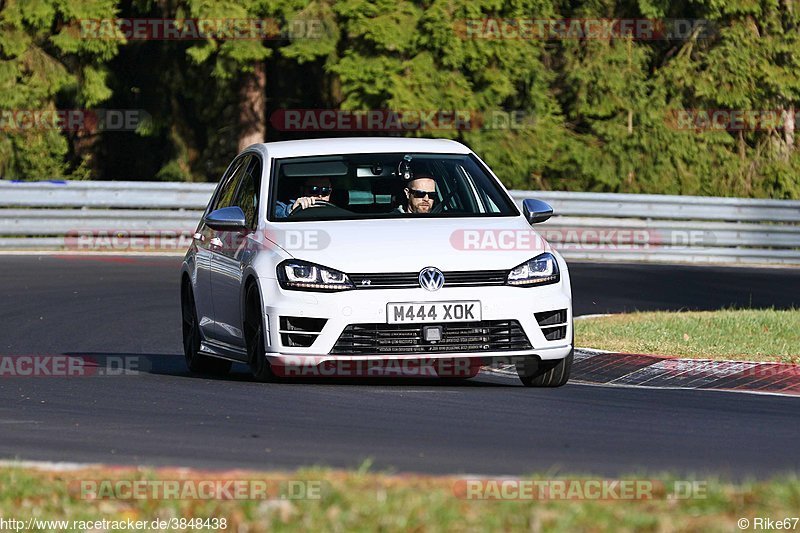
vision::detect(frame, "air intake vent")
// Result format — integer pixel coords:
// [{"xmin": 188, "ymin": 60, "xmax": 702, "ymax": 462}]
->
[
  {"xmin": 535, "ymin": 309, "xmax": 567, "ymax": 326},
  {"xmin": 543, "ymin": 326, "xmax": 567, "ymax": 341},
  {"xmin": 279, "ymin": 316, "xmax": 327, "ymax": 348},
  {"xmin": 534, "ymin": 309, "xmax": 568, "ymax": 341}
]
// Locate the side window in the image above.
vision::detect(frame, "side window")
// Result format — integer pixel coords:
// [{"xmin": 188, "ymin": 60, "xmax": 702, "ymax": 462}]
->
[
  {"xmin": 233, "ymin": 156, "xmax": 262, "ymax": 229},
  {"xmin": 211, "ymin": 156, "xmax": 250, "ymax": 212}
]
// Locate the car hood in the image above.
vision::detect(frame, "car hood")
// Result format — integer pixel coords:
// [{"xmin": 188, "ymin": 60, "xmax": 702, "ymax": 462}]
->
[{"xmin": 264, "ymin": 216, "xmax": 552, "ymax": 273}]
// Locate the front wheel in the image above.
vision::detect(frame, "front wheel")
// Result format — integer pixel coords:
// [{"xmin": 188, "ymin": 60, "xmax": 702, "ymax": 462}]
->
[
  {"xmin": 516, "ymin": 350, "xmax": 573, "ymax": 387},
  {"xmin": 181, "ymin": 282, "xmax": 231, "ymax": 376},
  {"xmin": 244, "ymin": 283, "xmax": 275, "ymax": 382}
]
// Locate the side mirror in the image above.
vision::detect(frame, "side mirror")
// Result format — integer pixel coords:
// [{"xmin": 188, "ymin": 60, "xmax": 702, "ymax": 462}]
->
[
  {"xmin": 204, "ymin": 206, "xmax": 247, "ymax": 232},
  {"xmin": 522, "ymin": 199, "xmax": 553, "ymax": 225}
]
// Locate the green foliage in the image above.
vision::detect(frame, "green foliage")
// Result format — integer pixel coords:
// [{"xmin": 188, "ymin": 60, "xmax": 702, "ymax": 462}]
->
[
  {"xmin": 0, "ymin": 0, "xmax": 119, "ymax": 179},
  {"xmin": 1, "ymin": 0, "xmax": 799, "ymax": 198},
  {"xmin": 279, "ymin": 1, "xmax": 339, "ymax": 63},
  {"xmin": 576, "ymin": 308, "xmax": 800, "ymax": 362},
  {"xmin": 0, "ymin": 129, "xmax": 69, "ymax": 179}
]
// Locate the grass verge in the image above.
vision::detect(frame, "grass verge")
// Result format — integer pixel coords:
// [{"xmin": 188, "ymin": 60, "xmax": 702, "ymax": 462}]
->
[
  {"xmin": 575, "ymin": 309, "xmax": 800, "ymax": 363},
  {"xmin": 1, "ymin": 465, "xmax": 799, "ymax": 532}
]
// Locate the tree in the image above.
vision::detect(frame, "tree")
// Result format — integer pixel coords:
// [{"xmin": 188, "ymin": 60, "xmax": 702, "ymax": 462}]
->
[{"xmin": 0, "ymin": 0, "xmax": 119, "ymax": 179}]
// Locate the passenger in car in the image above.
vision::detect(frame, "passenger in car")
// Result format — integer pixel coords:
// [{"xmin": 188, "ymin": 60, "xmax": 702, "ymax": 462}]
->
[
  {"xmin": 275, "ymin": 177, "xmax": 334, "ymax": 218},
  {"xmin": 396, "ymin": 175, "xmax": 437, "ymax": 214}
]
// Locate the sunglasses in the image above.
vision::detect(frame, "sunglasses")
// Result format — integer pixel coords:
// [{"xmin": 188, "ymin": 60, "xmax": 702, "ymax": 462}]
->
[
  {"xmin": 408, "ymin": 188, "xmax": 436, "ymax": 199},
  {"xmin": 304, "ymin": 185, "xmax": 332, "ymax": 196}
]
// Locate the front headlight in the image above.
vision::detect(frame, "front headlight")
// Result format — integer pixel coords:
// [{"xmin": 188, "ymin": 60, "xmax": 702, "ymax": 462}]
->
[
  {"xmin": 277, "ymin": 260, "xmax": 354, "ymax": 292},
  {"xmin": 506, "ymin": 253, "xmax": 560, "ymax": 287}
]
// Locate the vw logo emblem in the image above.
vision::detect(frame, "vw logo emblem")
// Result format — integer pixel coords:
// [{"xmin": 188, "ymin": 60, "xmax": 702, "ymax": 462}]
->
[{"xmin": 418, "ymin": 267, "xmax": 445, "ymax": 291}]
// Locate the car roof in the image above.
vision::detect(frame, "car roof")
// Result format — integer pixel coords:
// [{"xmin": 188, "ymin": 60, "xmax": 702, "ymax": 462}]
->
[{"xmin": 246, "ymin": 137, "xmax": 472, "ymax": 159}]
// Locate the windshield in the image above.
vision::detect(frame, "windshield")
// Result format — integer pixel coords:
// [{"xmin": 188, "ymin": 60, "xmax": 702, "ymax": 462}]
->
[{"xmin": 268, "ymin": 152, "xmax": 519, "ymax": 221}]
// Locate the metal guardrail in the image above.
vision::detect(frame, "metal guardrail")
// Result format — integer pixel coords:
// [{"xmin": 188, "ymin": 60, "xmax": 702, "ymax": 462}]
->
[
  {"xmin": 516, "ymin": 191, "xmax": 800, "ymax": 264},
  {"xmin": 1, "ymin": 180, "xmax": 799, "ymax": 264},
  {"xmin": 0, "ymin": 181, "xmax": 214, "ymax": 252},
  {"xmin": 0, "ymin": 180, "xmax": 215, "ymax": 209}
]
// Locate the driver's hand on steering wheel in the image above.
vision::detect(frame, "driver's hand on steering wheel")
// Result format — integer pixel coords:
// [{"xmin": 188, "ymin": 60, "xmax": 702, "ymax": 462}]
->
[{"xmin": 292, "ymin": 196, "xmax": 322, "ymax": 211}]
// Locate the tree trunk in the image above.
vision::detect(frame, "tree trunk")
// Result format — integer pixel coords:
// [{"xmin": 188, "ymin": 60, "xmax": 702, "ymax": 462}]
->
[
  {"xmin": 782, "ymin": 105, "xmax": 795, "ymax": 159},
  {"xmin": 238, "ymin": 62, "xmax": 266, "ymax": 152},
  {"xmin": 627, "ymin": 39, "xmax": 633, "ymax": 135}
]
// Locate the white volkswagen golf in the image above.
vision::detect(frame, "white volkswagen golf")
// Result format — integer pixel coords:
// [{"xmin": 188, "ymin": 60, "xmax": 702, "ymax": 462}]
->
[{"xmin": 180, "ymin": 138, "xmax": 573, "ymax": 386}]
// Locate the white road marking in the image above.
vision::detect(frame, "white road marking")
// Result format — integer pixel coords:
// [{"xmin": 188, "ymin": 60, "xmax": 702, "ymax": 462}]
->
[
  {"xmin": 0, "ymin": 459, "xmax": 103, "ymax": 471},
  {"xmin": 368, "ymin": 390, "xmax": 462, "ymax": 393},
  {"xmin": 571, "ymin": 380, "xmax": 800, "ymax": 398}
]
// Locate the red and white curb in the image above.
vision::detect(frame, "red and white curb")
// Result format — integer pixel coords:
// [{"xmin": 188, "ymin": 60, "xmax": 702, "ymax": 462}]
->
[
  {"xmin": 482, "ymin": 349, "xmax": 800, "ymax": 397},
  {"xmin": 571, "ymin": 349, "xmax": 800, "ymax": 397}
]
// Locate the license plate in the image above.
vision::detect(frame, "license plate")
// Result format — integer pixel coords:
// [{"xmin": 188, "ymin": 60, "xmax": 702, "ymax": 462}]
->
[{"xmin": 386, "ymin": 301, "xmax": 481, "ymax": 324}]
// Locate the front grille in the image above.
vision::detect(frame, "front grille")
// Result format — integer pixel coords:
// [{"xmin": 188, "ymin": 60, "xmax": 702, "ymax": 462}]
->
[
  {"xmin": 330, "ymin": 320, "xmax": 531, "ymax": 354},
  {"xmin": 349, "ymin": 270, "xmax": 507, "ymax": 289}
]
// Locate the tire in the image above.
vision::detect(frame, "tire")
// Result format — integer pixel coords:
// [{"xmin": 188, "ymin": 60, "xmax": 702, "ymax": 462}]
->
[
  {"xmin": 516, "ymin": 349, "xmax": 573, "ymax": 387},
  {"xmin": 181, "ymin": 281, "xmax": 232, "ymax": 376},
  {"xmin": 244, "ymin": 283, "xmax": 275, "ymax": 382}
]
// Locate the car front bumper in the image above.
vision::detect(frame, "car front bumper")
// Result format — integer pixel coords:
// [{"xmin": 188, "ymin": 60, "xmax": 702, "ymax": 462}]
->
[{"xmin": 257, "ymin": 279, "xmax": 573, "ymax": 364}]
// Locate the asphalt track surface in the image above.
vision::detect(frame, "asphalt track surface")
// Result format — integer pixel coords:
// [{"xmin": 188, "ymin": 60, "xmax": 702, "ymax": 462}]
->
[{"xmin": 1, "ymin": 255, "xmax": 799, "ymax": 478}]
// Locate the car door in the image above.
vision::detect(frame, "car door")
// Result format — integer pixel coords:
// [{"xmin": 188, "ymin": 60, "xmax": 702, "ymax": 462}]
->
[
  {"xmin": 209, "ymin": 155, "xmax": 261, "ymax": 349},
  {"xmin": 197, "ymin": 155, "xmax": 249, "ymax": 343}
]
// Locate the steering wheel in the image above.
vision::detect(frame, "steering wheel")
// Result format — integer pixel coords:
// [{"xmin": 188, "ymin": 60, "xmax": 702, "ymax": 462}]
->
[
  {"xmin": 287, "ymin": 199, "xmax": 351, "ymax": 219},
  {"xmin": 301, "ymin": 199, "xmax": 336, "ymax": 209},
  {"xmin": 430, "ymin": 194, "xmax": 454, "ymax": 214}
]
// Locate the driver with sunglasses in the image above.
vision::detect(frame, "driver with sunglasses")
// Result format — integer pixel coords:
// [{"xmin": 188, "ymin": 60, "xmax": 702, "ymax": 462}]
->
[
  {"xmin": 275, "ymin": 177, "xmax": 333, "ymax": 218},
  {"xmin": 396, "ymin": 175, "xmax": 437, "ymax": 214}
]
